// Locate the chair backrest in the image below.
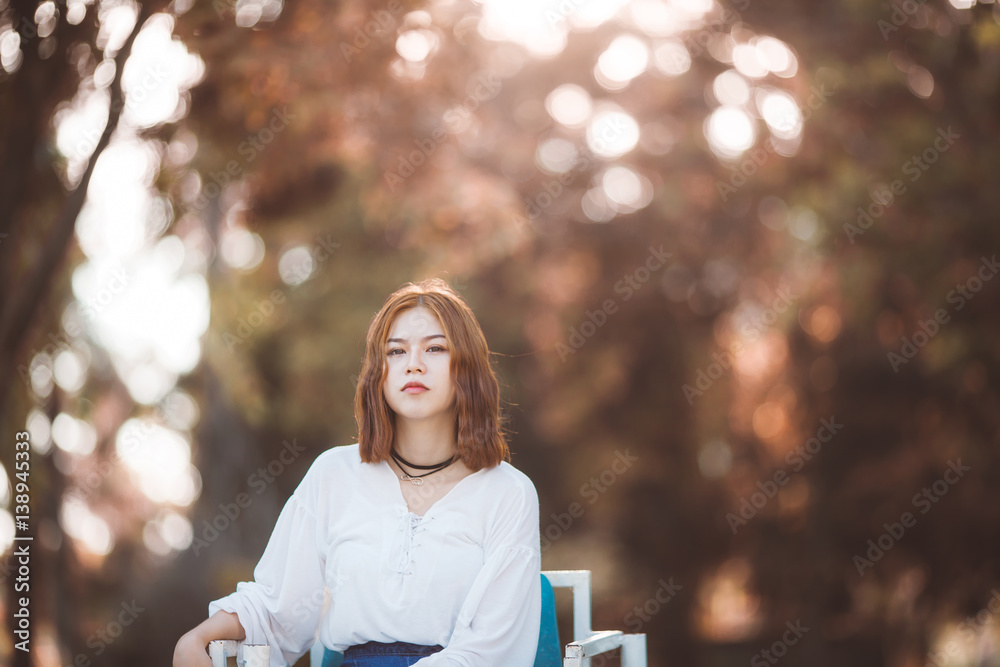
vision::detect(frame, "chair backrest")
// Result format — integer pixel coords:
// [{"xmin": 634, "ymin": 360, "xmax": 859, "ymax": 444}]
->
[{"xmin": 311, "ymin": 572, "xmax": 561, "ymax": 667}]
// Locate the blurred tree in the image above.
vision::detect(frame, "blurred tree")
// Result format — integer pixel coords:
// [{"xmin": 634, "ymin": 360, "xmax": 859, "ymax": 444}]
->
[{"xmin": 2, "ymin": 0, "xmax": 999, "ymax": 665}]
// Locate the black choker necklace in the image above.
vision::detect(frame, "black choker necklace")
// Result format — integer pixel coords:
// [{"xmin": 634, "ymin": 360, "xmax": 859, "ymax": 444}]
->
[{"xmin": 390, "ymin": 448, "xmax": 456, "ymax": 486}]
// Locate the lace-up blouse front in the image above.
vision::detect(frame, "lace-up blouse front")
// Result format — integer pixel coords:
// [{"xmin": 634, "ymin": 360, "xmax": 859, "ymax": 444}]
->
[{"xmin": 208, "ymin": 443, "xmax": 542, "ymax": 667}]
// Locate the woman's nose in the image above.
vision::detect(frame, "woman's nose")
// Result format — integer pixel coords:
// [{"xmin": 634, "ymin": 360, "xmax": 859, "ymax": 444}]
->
[{"xmin": 406, "ymin": 350, "xmax": 424, "ymax": 372}]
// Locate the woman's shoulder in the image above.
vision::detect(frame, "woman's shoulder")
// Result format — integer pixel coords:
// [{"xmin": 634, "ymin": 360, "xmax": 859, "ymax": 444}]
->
[
  {"xmin": 298, "ymin": 442, "xmax": 363, "ymax": 487},
  {"xmin": 478, "ymin": 458, "xmax": 539, "ymax": 504},
  {"xmin": 312, "ymin": 442, "xmax": 363, "ymax": 467}
]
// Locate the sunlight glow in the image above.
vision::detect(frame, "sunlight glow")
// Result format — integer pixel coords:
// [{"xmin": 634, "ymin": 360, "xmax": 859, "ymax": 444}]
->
[
  {"xmin": 95, "ymin": 3, "xmax": 137, "ymax": 55},
  {"xmin": 629, "ymin": 0, "xmax": 681, "ymax": 37},
  {"xmin": 396, "ymin": 29, "xmax": 438, "ymax": 62},
  {"xmin": 755, "ymin": 36, "xmax": 798, "ymax": 77},
  {"xmin": 60, "ymin": 496, "xmax": 114, "ymax": 556},
  {"xmin": 0, "ymin": 510, "xmax": 14, "ymax": 555},
  {"xmin": 143, "ymin": 510, "xmax": 194, "ymax": 554},
  {"xmin": 705, "ymin": 106, "xmax": 755, "ymax": 159},
  {"xmin": 116, "ymin": 419, "xmax": 202, "ymax": 506},
  {"xmin": 74, "ymin": 138, "xmax": 161, "ymax": 257},
  {"xmin": 0, "ymin": 462, "xmax": 8, "ymax": 507},
  {"xmin": 652, "ymin": 39, "xmax": 691, "ymax": 76},
  {"xmin": 279, "ymin": 246, "xmax": 315, "ymax": 286},
  {"xmin": 26, "ymin": 409, "xmax": 53, "ymax": 455},
  {"xmin": 545, "ymin": 84, "xmax": 593, "ymax": 128},
  {"xmin": 121, "ymin": 14, "xmax": 206, "ymax": 129},
  {"xmin": 586, "ymin": 108, "xmax": 640, "ymax": 158},
  {"xmin": 73, "ymin": 239, "xmax": 210, "ymax": 404},
  {"xmin": 53, "ymin": 349, "xmax": 88, "ymax": 393},
  {"xmin": 29, "ymin": 353, "xmax": 54, "ymax": 399},
  {"xmin": 536, "ymin": 137, "xmax": 580, "ymax": 174},
  {"xmin": 759, "ymin": 90, "xmax": 802, "ymax": 139},
  {"xmin": 221, "ymin": 227, "xmax": 266, "ymax": 271},
  {"xmin": 162, "ymin": 390, "xmax": 201, "ymax": 431},
  {"xmin": 601, "ymin": 165, "xmax": 653, "ymax": 212},
  {"xmin": 695, "ymin": 558, "xmax": 763, "ymax": 641},
  {"xmin": 567, "ymin": 0, "xmax": 631, "ymax": 32},
  {"xmin": 713, "ymin": 70, "xmax": 750, "ymax": 106},
  {"xmin": 1, "ymin": 27, "xmax": 23, "ymax": 73},
  {"xmin": 581, "ymin": 187, "xmax": 617, "ymax": 223},
  {"xmin": 906, "ymin": 65, "xmax": 934, "ymax": 99},
  {"xmin": 595, "ymin": 34, "xmax": 650, "ymax": 89},
  {"xmin": 51, "ymin": 413, "xmax": 98, "ymax": 456},
  {"xmin": 475, "ymin": 0, "xmax": 569, "ymax": 58},
  {"xmin": 732, "ymin": 42, "xmax": 767, "ymax": 78},
  {"xmin": 733, "ymin": 329, "xmax": 788, "ymax": 380},
  {"xmin": 234, "ymin": 0, "xmax": 283, "ymax": 28}
]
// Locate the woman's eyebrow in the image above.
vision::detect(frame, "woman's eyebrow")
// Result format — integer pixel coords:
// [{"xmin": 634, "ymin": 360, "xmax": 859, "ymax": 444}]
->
[{"xmin": 386, "ymin": 334, "xmax": 447, "ymax": 344}]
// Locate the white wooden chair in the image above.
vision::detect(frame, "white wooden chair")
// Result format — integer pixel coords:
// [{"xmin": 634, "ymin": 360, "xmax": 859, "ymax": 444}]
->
[
  {"xmin": 209, "ymin": 569, "xmax": 646, "ymax": 667},
  {"xmin": 208, "ymin": 639, "xmax": 269, "ymax": 666},
  {"xmin": 544, "ymin": 570, "xmax": 648, "ymax": 667}
]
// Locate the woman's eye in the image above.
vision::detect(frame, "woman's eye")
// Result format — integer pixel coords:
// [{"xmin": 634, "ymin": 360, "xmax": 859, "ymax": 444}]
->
[{"xmin": 386, "ymin": 345, "xmax": 446, "ymax": 356}]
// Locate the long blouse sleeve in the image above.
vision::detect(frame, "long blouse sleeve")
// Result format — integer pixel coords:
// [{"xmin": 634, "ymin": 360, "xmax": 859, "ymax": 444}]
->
[
  {"xmin": 413, "ymin": 476, "xmax": 542, "ymax": 667},
  {"xmin": 208, "ymin": 463, "xmax": 327, "ymax": 667}
]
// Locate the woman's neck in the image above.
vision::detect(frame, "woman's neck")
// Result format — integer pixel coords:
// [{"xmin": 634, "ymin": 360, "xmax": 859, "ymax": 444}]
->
[{"xmin": 393, "ymin": 420, "xmax": 457, "ymax": 465}]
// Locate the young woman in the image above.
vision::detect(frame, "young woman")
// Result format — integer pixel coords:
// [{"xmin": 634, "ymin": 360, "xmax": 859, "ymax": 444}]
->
[{"xmin": 173, "ymin": 279, "xmax": 542, "ymax": 666}]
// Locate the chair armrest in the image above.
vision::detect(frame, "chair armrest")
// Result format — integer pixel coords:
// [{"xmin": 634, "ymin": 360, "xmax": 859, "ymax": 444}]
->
[
  {"xmin": 565, "ymin": 630, "xmax": 623, "ymax": 659},
  {"xmin": 563, "ymin": 630, "xmax": 647, "ymax": 667},
  {"xmin": 208, "ymin": 639, "xmax": 270, "ymax": 667}
]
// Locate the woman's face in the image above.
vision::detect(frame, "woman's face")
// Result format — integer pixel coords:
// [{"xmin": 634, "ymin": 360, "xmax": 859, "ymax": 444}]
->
[{"xmin": 381, "ymin": 306, "xmax": 456, "ymax": 423}]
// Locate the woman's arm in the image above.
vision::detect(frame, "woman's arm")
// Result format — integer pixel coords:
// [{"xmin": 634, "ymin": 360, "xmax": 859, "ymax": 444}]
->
[
  {"xmin": 206, "ymin": 456, "xmax": 331, "ymax": 667},
  {"xmin": 414, "ymin": 475, "xmax": 543, "ymax": 667},
  {"xmin": 172, "ymin": 610, "xmax": 246, "ymax": 666}
]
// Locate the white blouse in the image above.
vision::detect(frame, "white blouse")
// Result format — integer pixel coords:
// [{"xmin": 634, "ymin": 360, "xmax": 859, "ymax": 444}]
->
[{"xmin": 208, "ymin": 443, "xmax": 542, "ymax": 667}]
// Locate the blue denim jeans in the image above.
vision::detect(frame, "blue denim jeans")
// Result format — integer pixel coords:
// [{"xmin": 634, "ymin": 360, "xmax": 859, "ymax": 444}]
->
[{"xmin": 341, "ymin": 641, "xmax": 444, "ymax": 667}]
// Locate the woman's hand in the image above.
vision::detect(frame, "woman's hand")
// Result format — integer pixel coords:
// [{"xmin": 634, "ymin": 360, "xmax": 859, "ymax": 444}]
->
[{"xmin": 172, "ymin": 629, "xmax": 214, "ymax": 667}]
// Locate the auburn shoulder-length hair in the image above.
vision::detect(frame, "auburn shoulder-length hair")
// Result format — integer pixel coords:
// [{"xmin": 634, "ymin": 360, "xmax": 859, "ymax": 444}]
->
[{"xmin": 354, "ymin": 278, "xmax": 510, "ymax": 471}]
